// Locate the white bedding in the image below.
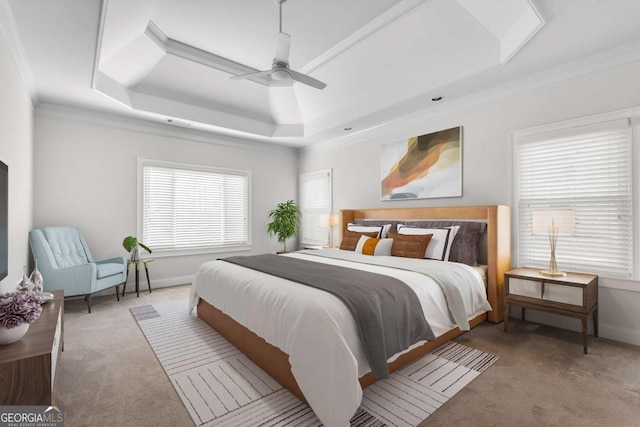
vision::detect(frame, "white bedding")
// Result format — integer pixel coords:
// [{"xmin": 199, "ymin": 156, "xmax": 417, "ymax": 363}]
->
[{"xmin": 189, "ymin": 249, "xmax": 490, "ymax": 427}]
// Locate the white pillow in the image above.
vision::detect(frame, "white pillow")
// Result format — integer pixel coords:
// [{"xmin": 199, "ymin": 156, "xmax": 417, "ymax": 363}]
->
[
  {"xmin": 347, "ymin": 223, "xmax": 383, "ymax": 238},
  {"xmin": 397, "ymin": 225, "xmax": 459, "ymax": 261},
  {"xmin": 354, "ymin": 235, "xmax": 393, "ymax": 256},
  {"xmin": 359, "ymin": 221, "xmax": 393, "ymax": 238}
]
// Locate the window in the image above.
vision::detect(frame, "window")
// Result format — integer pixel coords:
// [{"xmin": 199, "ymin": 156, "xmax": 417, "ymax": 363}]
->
[
  {"xmin": 140, "ymin": 159, "xmax": 250, "ymax": 254},
  {"xmin": 300, "ymin": 169, "xmax": 332, "ymax": 246},
  {"xmin": 513, "ymin": 110, "xmax": 638, "ymax": 279}
]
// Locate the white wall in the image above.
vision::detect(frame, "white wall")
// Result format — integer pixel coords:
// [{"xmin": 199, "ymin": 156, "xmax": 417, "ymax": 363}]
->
[
  {"xmin": 299, "ymin": 62, "xmax": 640, "ymax": 347},
  {"xmin": 0, "ymin": 33, "xmax": 33, "ymax": 293},
  {"xmin": 33, "ymin": 117, "xmax": 298, "ymax": 291}
]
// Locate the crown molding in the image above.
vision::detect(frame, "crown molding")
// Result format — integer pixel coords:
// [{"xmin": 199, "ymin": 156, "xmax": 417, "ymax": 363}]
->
[
  {"xmin": 34, "ymin": 103, "xmax": 298, "ymax": 156},
  {"xmin": 0, "ymin": 0, "xmax": 38, "ymax": 106},
  {"xmin": 300, "ymin": 0, "xmax": 430, "ymax": 74},
  {"xmin": 302, "ymin": 39, "xmax": 640, "ymax": 154}
]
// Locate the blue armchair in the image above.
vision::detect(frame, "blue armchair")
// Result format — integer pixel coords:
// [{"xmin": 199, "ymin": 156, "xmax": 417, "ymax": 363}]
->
[{"xmin": 29, "ymin": 226, "xmax": 127, "ymax": 313}]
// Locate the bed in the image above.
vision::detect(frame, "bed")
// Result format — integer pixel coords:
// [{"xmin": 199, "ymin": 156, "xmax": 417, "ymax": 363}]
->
[{"xmin": 189, "ymin": 205, "xmax": 510, "ymax": 426}]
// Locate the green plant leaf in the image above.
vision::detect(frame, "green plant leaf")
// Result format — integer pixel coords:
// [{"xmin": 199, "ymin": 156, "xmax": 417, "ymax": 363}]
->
[
  {"xmin": 122, "ymin": 236, "xmax": 137, "ymax": 252},
  {"xmin": 138, "ymin": 242, "xmax": 152, "ymax": 254},
  {"xmin": 122, "ymin": 236, "xmax": 152, "ymax": 253},
  {"xmin": 266, "ymin": 200, "xmax": 301, "ymax": 251}
]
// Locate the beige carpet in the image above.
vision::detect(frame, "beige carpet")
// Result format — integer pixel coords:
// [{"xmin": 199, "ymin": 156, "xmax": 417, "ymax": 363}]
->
[{"xmin": 54, "ymin": 285, "xmax": 640, "ymax": 427}]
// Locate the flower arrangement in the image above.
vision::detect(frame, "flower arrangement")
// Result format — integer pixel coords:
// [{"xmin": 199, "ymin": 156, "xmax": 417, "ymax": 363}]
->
[{"xmin": 0, "ymin": 291, "xmax": 44, "ymax": 329}]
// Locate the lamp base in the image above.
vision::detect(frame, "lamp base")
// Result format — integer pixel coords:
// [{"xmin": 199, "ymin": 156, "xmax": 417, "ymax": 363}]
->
[{"xmin": 539, "ymin": 269, "xmax": 567, "ymax": 277}]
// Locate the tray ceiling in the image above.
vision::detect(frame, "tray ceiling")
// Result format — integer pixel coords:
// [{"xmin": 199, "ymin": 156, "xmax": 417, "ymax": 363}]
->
[{"xmin": 4, "ymin": 0, "xmax": 640, "ymax": 148}]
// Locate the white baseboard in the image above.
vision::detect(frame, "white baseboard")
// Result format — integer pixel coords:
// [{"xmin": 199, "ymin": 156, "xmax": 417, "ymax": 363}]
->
[
  {"xmin": 598, "ymin": 323, "xmax": 640, "ymax": 347},
  {"xmin": 511, "ymin": 307, "xmax": 640, "ymax": 347},
  {"xmin": 122, "ymin": 274, "xmax": 194, "ymax": 292},
  {"xmin": 85, "ymin": 275, "xmax": 194, "ymax": 298}
]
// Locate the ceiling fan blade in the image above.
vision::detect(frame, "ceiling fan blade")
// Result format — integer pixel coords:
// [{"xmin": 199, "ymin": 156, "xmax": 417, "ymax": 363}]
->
[
  {"xmin": 289, "ymin": 70, "xmax": 327, "ymax": 90},
  {"xmin": 275, "ymin": 32, "xmax": 291, "ymax": 64},
  {"xmin": 230, "ymin": 69, "xmax": 272, "ymax": 80}
]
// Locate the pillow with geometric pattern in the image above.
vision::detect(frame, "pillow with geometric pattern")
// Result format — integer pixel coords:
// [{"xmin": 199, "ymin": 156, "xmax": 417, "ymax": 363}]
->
[
  {"xmin": 387, "ymin": 232, "xmax": 433, "ymax": 259},
  {"xmin": 339, "ymin": 230, "xmax": 380, "ymax": 251}
]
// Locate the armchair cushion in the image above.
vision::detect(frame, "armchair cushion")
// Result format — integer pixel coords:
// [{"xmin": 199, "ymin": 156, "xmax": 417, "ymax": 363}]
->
[{"xmin": 42, "ymin": 226, "xmax": 90, "ymax": 268}]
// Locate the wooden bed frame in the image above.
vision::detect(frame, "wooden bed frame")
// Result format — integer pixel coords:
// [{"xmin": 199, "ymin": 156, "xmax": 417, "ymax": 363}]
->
[{"xmin": 197, "ymin": 205, "xmax": 510, "ymax": 403}]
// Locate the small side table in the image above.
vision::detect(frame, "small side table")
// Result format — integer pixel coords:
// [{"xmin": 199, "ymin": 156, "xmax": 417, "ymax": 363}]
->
[
  {"xmin": 123, "ymin": 258, "xmax": 154, "ymax": 297},
  {"xmin": 504, "ymin": 267, "xmax": 598, "ymax": 353}
]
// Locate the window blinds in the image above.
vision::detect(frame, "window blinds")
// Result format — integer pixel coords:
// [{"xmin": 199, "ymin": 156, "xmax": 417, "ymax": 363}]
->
[
  {"xmin": 515, "ymin": 118, "xmax": 633, "ymax": 278},
  {"xmin": 300, "ymin": 170, "xmax": 332, "ymax": 246},
  {"xmin": 142, "ymin": 163, "xmax": 250, "ymax": 251}
]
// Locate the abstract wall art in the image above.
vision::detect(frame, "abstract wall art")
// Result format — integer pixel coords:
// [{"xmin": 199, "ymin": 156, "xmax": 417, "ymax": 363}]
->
[{"xmin": 380, "ymin": 126, "xmax": 462, "ymax": 200}]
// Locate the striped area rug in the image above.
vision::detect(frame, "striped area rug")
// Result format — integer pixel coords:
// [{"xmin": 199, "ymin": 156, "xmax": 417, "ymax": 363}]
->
[{"xmin": 132, "ymin": 300, "xmax": 497, "ymax": 427}]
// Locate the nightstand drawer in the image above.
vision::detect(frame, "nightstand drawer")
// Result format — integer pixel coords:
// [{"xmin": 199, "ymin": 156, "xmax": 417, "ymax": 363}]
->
[
  {"xmin": 543, "ymin": 283, "xmax": 583, "ymax": 306},
  {"xmin": 508, "ymin": 278, "xmax": 542, "ymax": 298}
]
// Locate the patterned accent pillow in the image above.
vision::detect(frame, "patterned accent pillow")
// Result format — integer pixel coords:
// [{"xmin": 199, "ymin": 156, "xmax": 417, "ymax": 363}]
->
[
  {"xmin": 388, "ymin": 232, "xmax": 433, "ymax": 259},
  {"xmin": 339, "ymin": 230, "xmax": 380, "ymax": 251},
  {"xmin": 354, "ymin": 236, "xmax": 393, "ymax": 256}
]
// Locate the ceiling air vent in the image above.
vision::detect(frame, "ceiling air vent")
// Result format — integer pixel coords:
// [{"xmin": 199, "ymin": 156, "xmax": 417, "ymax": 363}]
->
[{"xmin": 166, "ymin": 118, "xmax": 192, "ymax": 127}]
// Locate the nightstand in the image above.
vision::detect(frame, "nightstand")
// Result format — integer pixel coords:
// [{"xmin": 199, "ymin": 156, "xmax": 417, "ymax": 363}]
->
[{"xmin": 504, "ymin": 267, "xmax": 598, "ymax": 354}]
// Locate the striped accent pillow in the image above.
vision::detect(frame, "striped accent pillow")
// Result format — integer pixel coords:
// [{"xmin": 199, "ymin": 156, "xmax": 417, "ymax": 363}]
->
[
  {"xmin": 388, "ymin": 232, "xmax": 433, "ymax": 259},
  {"xmin": 354, "ymin": 236, "xmax": 393, "ymax": 256},
  {"xmin": 339, "ymin": 230, "xmax": 380, "ymax": 251}
]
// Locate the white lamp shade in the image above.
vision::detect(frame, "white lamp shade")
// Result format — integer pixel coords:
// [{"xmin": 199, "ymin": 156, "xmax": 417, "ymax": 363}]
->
[
  {"xmin": 328, "ymin": 213, "xmax": 339, "ymax": 227},
  {"xmin": 319, "ymin": 213, "xmax": 339, "ymax": 227},
  {"xmin": 532, "ymin": 209, "xmax": 576, "ymax": 235}
]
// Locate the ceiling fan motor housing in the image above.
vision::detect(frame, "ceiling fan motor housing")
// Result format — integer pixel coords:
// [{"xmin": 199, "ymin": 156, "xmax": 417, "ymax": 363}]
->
[{"xmin": 271, "ymin": 60, "xmax": 291, "ymax": 80}]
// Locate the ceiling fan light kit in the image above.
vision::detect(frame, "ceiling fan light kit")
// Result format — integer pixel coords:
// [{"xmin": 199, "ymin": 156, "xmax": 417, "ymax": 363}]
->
[{"xmin": 231, "ymin": 0, "xmax": 327, "ymax": 90}]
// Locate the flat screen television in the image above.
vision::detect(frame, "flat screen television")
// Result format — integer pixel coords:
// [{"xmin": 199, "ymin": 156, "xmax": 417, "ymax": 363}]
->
[{"xmin": 0, "ymin": 160, "xmax": 7, "ymax": 281}]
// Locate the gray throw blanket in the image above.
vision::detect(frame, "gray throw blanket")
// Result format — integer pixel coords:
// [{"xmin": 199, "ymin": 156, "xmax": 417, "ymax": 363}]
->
[{"xmin": 222, "ymin": 254, "xmax": 436, "ymax": 379}]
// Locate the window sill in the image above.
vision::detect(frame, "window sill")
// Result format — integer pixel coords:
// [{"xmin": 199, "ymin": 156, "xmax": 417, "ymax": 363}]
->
[{"xmin": 148, "ymin": 245, "xmax": 252, "ymax": 258}]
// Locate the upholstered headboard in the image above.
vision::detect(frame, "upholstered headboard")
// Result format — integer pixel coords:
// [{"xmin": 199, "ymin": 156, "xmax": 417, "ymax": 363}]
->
[{"xmin": 339, "ymin": 205, "xmax": 511, "ymax": 323}]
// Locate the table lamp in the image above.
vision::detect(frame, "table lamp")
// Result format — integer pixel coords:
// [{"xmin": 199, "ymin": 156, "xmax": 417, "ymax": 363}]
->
[
  {"xmin": 319, "ymin": 213, "xmax": 340, "ymax": 247},
  {"xmin": 532, "ymin": 208, "xmax": 576, "ymax": 276}
]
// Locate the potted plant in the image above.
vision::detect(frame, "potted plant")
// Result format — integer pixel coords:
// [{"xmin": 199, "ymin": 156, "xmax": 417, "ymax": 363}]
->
[
  {"xmin": 0, "ymin": 291, "xmax": 44, "ymax": 345},
  {"xmin": 122, "ymin": 236, "xmax": 152, "ymax": 261},
  {"xmin": 267, "ymin": 200, "xmax": 301, "ymax": 253}
]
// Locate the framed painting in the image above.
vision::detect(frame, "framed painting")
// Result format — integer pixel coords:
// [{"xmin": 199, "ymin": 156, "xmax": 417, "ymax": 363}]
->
[{"xmin": 380, "ymin": 126, "xmax": 462, "ymax": 200}]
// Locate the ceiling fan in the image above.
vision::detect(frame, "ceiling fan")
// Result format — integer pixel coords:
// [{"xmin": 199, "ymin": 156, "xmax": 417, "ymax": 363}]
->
[{"xmin": 231, "ymin": 0, "xmax": 327, "ymax": 90}]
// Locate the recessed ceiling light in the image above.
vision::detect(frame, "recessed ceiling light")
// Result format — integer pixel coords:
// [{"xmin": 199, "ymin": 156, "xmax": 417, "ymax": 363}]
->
[
  {"xmin": 431, "ymin": 96, "xmax": 443, "ymax": 102},
  {"xmin": 344, "ymin": 127, "xmax": 352, "ymax": 131}
]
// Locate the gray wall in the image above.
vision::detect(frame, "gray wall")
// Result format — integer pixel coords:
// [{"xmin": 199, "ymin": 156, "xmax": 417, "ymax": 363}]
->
[
  {"xmin": 0, "ymin": 34, "xmax": 33, "ymax": 293},
  {"xmin": 299, "ymin": 62, "xmax": 640, "ymax": 347},
  {"xmin": 33, "ymin": 117, "xmax": 298, "ymax": 289}
]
